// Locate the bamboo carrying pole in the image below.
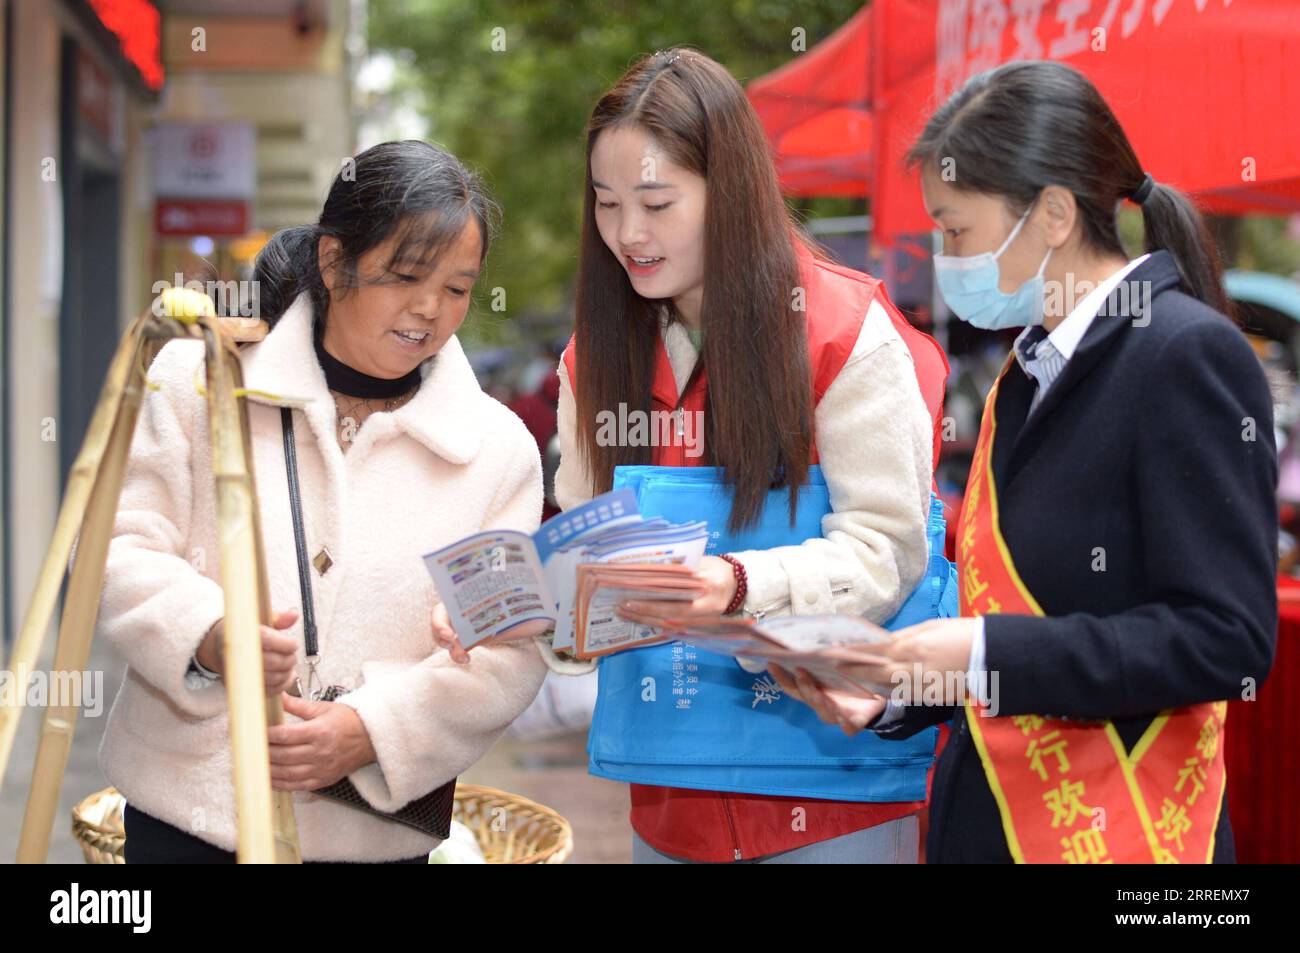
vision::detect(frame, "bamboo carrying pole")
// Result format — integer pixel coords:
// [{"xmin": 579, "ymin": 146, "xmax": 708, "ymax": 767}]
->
[
  {"xmin": 5, "ymin": 291, "xmax": 300, "ymax": 863},
  {"xmin": 14, "ymin": 324, "xmax": 159, "ymax": 863},
  {"xmin": 203, "ymin": 319, "xmax": 301, "ymax": 864},
  {"xmin": 0, "ymin": 313, "xmax": 147, "ymax": 785}
]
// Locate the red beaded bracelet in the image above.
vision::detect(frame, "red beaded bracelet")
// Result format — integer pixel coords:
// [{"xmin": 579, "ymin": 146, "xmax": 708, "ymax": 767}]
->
[{"xmin": 719, "ymin": 554, "xmax": 748, "ymax": 615}]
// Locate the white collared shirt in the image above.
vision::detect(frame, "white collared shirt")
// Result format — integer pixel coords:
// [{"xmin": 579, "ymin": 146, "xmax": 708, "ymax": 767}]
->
[{"xmin": 1012, "ymin": 253, "xmax": 1151, "ymax": 414}]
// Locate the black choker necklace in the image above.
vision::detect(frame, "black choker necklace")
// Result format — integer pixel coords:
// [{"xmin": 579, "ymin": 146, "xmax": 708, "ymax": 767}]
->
[{"xmin": 313, "ymin": 323, "xmax": 421, "ymax": 399}]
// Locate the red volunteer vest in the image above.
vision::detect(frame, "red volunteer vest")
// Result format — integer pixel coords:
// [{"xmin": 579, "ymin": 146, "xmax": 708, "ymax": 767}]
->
[{"xmin": 563, "ymin": 244, "xmax": 949, "ymax": 861}]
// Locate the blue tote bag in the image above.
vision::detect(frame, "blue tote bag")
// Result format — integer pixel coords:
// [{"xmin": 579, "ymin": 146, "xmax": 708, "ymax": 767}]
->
[{"xmin": 586, "ymin": 465, "xmax": 957, "ymax": 802}]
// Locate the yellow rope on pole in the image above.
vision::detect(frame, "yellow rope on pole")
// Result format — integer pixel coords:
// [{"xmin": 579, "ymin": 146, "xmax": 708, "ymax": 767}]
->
[{"xmin": 157, "ymin": 286, "xmax": 215, "ymax": 323}]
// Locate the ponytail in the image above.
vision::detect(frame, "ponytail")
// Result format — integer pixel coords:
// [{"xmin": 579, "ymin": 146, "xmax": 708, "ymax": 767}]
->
[
  {"xmin": 1135, "ymin": 181, "xmax": 1233, "ymax": 318},
  {"xmin": 252, "ymin": 224, "xmax": 325, "ymax": 327}
]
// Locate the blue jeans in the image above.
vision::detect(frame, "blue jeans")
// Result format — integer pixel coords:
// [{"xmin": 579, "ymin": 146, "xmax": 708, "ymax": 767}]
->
[{"xmin": 631, "ymin": 814, "xmax": 920, "ymax": 864}]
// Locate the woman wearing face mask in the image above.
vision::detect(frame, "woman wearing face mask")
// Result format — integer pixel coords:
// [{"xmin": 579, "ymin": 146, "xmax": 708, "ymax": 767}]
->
[
  {"xmin": 507, "ymin": 48, "xmax": 949, "ymax": 865},
  {"xmin": 97, "ymin": 140, "xmax": 548, "ymax": 863},
  {"xmin": 772, "ymin": 60, "xmax": 1278, "ymax": 864}
]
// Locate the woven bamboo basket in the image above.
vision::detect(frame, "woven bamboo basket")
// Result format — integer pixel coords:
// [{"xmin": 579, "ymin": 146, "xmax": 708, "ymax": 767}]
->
[{"xmin": 71, "ymin": 784, "xmax": 573, "ymax": 864}]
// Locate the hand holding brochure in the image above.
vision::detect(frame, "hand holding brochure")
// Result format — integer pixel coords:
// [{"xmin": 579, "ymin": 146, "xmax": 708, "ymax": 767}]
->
[
  {"xmin": 573, "ymin": 564, "xmax": 705, "ymax": 658},
  {"xmin": 659, "ymin": 613, "xmax": 896, "ymax": 695},
  {"xmin": 423, "ymin": 490, "xmax": 710, "ymax": 659}
]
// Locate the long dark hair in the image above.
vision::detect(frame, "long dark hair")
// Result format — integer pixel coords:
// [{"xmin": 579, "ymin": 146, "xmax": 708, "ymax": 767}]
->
[
  {"xmin": 253, "ymin": 140, "xmax": 500, "ymax": 327},
  {"xmin": 574, "ymin": 48, "xmax": 813, "ymax": 533},
  {"xmin": 906, "ymin": 60, "xmax": 1230, "ymax": 316}
]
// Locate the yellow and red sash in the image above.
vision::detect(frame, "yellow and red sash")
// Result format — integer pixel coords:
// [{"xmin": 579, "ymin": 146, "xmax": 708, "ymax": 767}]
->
[{"xmin": 955, "ymin": 357, "xmax": 1227, "ymax": 864}]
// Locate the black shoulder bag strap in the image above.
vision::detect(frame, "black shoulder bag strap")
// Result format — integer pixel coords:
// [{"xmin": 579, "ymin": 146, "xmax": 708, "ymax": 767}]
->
[{"xmin": 279, "ymin": 406, "xmax": 456, "ymax": 840}]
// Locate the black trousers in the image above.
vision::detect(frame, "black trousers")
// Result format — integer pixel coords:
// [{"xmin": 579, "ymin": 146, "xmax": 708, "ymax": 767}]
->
[{"xmin": 122, "ymin": 803, "xmax": 430, "ymax": 864}]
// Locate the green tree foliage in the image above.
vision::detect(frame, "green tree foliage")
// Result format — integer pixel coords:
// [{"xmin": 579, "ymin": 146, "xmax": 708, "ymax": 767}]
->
[{"xmin": 368, "ymin": 0, "xmax": 865, "ymax": 345}]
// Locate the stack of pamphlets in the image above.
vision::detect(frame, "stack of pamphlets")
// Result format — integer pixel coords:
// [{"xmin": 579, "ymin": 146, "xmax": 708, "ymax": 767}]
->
[
  {"xmin": 423, "ymin": 489, "xmax": 709, "ymax": 659},
  {"xmin": 657, "ymin": 613, "xmax": 895, "ymax": 693}
]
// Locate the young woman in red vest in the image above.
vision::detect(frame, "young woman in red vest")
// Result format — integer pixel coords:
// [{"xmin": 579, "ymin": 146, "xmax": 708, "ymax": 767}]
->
[{"xmin": 534, "ymin": 48, "xmax": 947, "ymax": 864}]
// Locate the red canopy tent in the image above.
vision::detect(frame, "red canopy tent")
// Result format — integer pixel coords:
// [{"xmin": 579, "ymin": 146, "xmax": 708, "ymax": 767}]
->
[
  {"xmin": 749, "ymin": 0, "xmax": 1300, "ymax": 246},
  {"xmin": 747, "ymin": 4, "xmax": 873, "ymax": 197}
]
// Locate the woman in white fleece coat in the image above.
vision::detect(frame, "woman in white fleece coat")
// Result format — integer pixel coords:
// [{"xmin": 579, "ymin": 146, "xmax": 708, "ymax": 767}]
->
[{"xmin": 97, "ymin": 141, "xmax": 547, "ymax": 863}]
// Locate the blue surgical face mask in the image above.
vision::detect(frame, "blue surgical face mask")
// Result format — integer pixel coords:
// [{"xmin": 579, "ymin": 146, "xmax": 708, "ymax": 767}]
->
[{"xmin": 933, "ymin": 203, "xmax": 1053, "ymax": 330}]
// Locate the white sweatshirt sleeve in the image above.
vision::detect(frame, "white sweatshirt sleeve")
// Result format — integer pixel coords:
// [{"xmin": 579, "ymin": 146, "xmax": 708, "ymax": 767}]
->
[
  {"xmin": 728, "ymin": 299, "xmax": 934, "ymax": 624},
  {"xmin": 553, "ymin": 356, "xmax": 596, "ymax": 513}
]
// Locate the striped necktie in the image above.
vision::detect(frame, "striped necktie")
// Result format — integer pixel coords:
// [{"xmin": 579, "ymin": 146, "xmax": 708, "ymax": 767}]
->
[{"xmin": 1014, "ymin": 326, "xmax": 1066, "ymax": 413}]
